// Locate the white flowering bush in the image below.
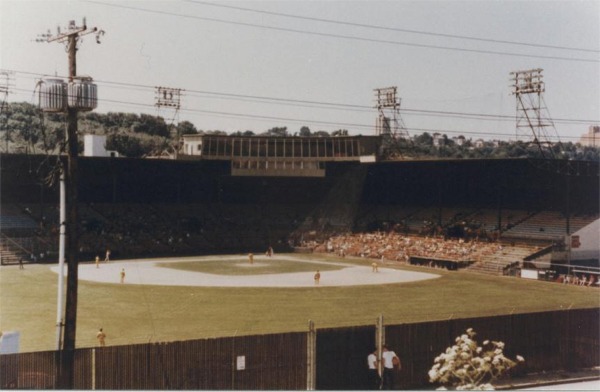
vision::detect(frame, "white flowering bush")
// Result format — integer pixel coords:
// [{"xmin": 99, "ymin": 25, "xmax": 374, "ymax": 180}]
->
[{"xmin": 428, "ymin": 328, "xmax": 525, "ymax": 390}]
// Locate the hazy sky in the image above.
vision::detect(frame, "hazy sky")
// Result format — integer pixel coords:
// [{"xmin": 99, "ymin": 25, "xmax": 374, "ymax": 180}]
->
[{"xmin": 1, "ymin": 0, "xmax": 599, "ymax": 142}]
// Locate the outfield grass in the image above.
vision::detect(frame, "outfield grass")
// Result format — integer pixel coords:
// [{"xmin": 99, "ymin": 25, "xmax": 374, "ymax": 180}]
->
[{"xmin": 1, "ymin": 253, "xmax": 598, "ymax": 353}]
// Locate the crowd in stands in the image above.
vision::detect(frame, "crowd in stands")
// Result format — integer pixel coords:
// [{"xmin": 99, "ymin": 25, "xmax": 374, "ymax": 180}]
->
[
  {"xmin": 26, "ymin": 202, "xmax": 301, "ymax": 260},
  {"xmin": 311, "ymin": 231, "xmax": 501, "ymax": 266},
  {"xmin": 558, "ymin": 274, "xmax": 598, "ymax": 287},
  {"xmin": 3, "ymin": 202, "xmax": 597, "ymax": 283}
]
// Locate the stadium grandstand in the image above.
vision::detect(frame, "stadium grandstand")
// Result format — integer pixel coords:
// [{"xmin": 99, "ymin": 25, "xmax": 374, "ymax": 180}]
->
[{"xmin": 1, "ymin": 148, "xmax": 598, "ymax": 282}]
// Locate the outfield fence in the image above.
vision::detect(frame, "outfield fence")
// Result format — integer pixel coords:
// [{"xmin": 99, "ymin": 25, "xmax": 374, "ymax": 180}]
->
[{"xmin": 1, "ymin": 308, "xmax": 598, "ymax": 390}]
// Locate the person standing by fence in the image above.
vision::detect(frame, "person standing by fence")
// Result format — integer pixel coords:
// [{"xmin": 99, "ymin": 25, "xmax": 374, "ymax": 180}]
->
[
  {"xmin": 367, "ymin": 348, "xmax": 381, "ymax": 390},
  {"xmin": 381, "ymin": 344, "xmax": 400, "ymax": 390}
]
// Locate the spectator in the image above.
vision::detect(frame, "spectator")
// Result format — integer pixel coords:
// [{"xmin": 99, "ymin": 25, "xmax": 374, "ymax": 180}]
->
[
  {"xmin": 381, "ymin": 345, "xmax": 400, "ymax": 390},
  {"xmin": 367, "ymin": 348, "xmax": 381, "ymax": 390}
]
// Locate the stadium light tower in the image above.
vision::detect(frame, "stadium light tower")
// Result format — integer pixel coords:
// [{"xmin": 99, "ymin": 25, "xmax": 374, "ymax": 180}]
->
[
  {"xmin": 509, "ymin": 68, "xmax": 561, "ymax": 158},
  {"xmin": 374, "ymin": 86, "xmax": 409, "ymax": 139},
  {"xmin": 37, "ymin": 18, "xmax": 104, "ymax": 389},
  {"xmin": 154, "ymin": 86, "xmax": 184, "ymax": 157}
]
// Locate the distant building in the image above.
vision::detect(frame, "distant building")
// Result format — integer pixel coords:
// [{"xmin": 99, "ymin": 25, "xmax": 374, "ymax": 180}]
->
[
  {"xmin": 432, "ymin": 133, "xmax": 445, "ymax": 147},
  {"xmin": 453, "ymin": 135, "xmax": 466, "ymax": 146},
  {"xmin": 473, "ymin": 139, "xmax": 485, "ymax": 148},
  {"xmin": 83, "ymin": 134, "xmax": 119, "ymax": 158},
  {"xmin": 579, "ymin": 126, "xmax": 600, "ymax": 147}
]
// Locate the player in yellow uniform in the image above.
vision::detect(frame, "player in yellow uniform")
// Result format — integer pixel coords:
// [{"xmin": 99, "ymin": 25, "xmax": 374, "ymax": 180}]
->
[{"xmin": 96, "ymin": 328, "xmax": 106, "ymax": 347}]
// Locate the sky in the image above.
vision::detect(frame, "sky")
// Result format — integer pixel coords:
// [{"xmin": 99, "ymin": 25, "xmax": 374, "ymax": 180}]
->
[{"xmin": 1, "ymin": 0, "xmax": 599, "ymax": 142}]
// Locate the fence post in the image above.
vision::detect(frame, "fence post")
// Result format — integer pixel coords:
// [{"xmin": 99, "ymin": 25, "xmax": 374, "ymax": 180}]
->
[
  {"xmin": 231, "ymin": 334, "xmax": 236, "ymax": 390},
  {"xmin": 306, "ymin": 320, "xmax": 316, "ymax": 390},
  {"xmin": 91, "ymin": 348, "xmax": 96, "ymax": 390},
  {"xmin": 376, "ymin": 314, "xmax": 384, "ymax": 377}
]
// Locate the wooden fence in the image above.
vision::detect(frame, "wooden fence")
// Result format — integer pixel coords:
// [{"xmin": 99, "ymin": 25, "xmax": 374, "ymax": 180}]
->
[
  {"xmin": 1, "ymin": 308, "xmax": 598, "ymax": 390},
  {"xmin": 0, "ymin": 333, "xmax": 307, "ymax": 390},
  {"xmin": 316, "ymin": 308, "xmax": 600, "ymax": 390}
]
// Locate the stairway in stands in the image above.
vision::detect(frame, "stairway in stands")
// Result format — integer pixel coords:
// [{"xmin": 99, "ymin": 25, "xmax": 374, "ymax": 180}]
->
[
  {"xmin": 0, "ymin": 235, "xmax": 29, "ymax": 265},
  {"xmin": 1, "ymin": 204, "xmax": 45, "ymax": 265},
  {"xmin": 465, "ymin": 243, "xmax": 547, "ymax": 276}
]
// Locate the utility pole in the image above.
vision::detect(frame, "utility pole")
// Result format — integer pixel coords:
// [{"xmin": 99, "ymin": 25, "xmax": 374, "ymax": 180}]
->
[{"xmin": 37, "ymin": 19, "xmax": 103, "ymax": 389}]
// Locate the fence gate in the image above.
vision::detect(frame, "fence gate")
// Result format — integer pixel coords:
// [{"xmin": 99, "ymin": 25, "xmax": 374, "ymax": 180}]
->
[{"xmin": 316, "ymin": 325, "xmax": 375, "ymax": 390}]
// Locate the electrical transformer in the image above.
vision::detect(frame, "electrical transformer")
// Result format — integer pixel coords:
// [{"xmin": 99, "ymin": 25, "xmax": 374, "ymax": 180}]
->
[
  {"xmin": 68, "ymin": 76, "xmax": 98, "ymax": 112},
  {"xmin": 39, "ymin": 78, "xmax": 67, "ymax": 113}
]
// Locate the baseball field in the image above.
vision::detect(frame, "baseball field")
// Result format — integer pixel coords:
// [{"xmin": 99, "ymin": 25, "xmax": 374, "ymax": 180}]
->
[{"xmin": 1, "ymin": 252, "xmax": 598, "ymax": 353}]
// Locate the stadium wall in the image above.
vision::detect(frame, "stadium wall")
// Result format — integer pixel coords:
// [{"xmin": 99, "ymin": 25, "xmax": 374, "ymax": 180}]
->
[{"xmin": 2, "ymin": 154, "xmax": 597, "ymax": 211}]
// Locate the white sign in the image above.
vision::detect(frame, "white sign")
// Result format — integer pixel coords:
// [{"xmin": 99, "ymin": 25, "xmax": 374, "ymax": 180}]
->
[
  {"xmin": 0, "ymin": 331, "xmax": 20, "ymax": 354},
  {"xmin": 521, "ymin": 269, "xmax": 538, "ymax": 280},
  {"xmin": 236, "ymin": 355, "xmax": 246, "ymax": 371}
]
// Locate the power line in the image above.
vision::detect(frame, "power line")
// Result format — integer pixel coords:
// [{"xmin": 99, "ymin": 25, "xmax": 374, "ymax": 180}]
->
[
  {"xmin": 187, "ymin": 0, "xmax": 600, "ymax": 54},
  {"xmin": 9, "ymin": 70, "xmax": 598, "ymax": 126},
  {"xmin": 3, "ymin": 89, "xmax": 582, "ymax": 142},
  {"xmin": 8, "ymin": 86, "xmax": 588, "ymax": 141},
  {"xmin": 84, "ymin": 0, "xmax": 599, "ymax": 64}
]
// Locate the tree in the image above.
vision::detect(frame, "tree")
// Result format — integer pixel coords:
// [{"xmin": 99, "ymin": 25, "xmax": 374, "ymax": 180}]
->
[
  {"xmin": 414, "ymin": 132, "xmax": 433, "ymax": 146},
  {"xmin": 138, "ymin": 114, "xmax": 169, "ymax": 137},
  {"xmin": 332, "ymin": 129, "xmax": 349, "ymax": 136},
  {"xmin": 40, "ymin": 123, "xmax": 65, "ymax": 153},
  {"xmin": 204, "ymin": 130, "xmax": 227, "ymax": 136},
  {"xmin": 299, "ymin": 126, "xmax": 311, "ymax": 137},
  {"xmin": 231, "ymin": 130, "xmax": 256, "ymax": 137},
  {"xmin": 106, "ymin": 134, "xmax": 145, "ymax": 158},
  {"xmin": 177, "ymin": 120, "xmax": 197, "ymax": 136},
  {"xmin": 265, "ymin": 126, "xmax": 288, "ymax": 137},
  {"xmin": 8, "ymin": 108, "xmax": 43, "ymax": 153}
]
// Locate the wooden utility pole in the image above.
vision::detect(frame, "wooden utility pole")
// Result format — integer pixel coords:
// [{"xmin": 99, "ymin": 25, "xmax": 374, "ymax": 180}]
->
[
  {"xmin": 37, "ymin": 19, "xmax": 103, "ymax": 389},
  {"xmin": 61, "ymin": 31, "xmax": 80, "ymax": 389}
]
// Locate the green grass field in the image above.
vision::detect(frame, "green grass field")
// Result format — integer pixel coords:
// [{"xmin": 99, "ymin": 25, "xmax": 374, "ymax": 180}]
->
[{"xmin": 1, "ymin": 253, "xmax": 598, "ymax": 353}]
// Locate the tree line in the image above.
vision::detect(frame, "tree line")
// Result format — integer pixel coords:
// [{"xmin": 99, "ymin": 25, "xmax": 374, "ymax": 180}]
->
[{"xmin": 1, "ymin": 102, "xmax": 597, "ymax": 161}]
